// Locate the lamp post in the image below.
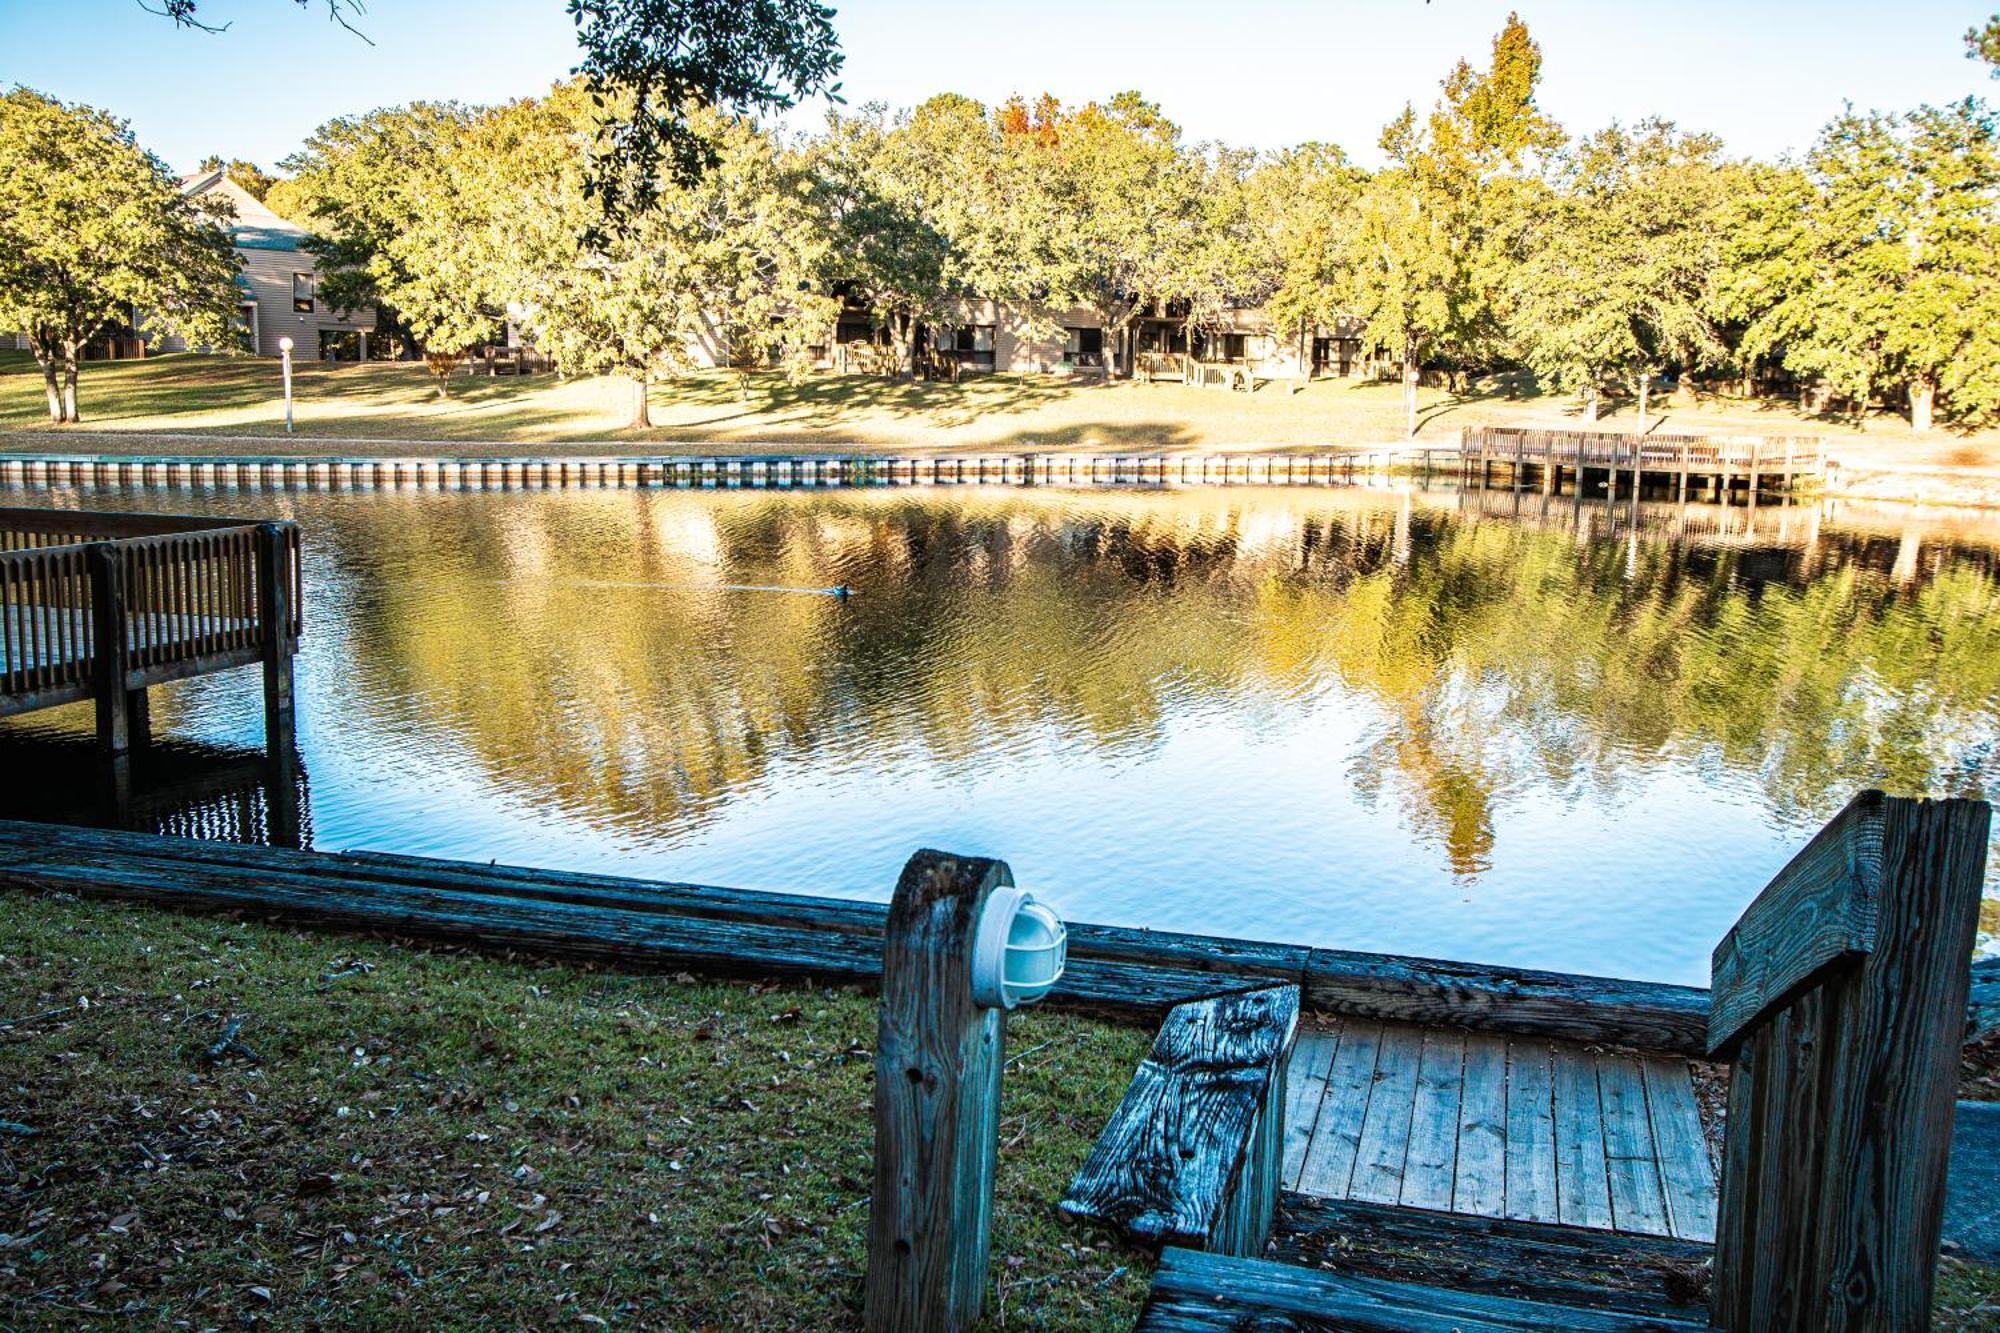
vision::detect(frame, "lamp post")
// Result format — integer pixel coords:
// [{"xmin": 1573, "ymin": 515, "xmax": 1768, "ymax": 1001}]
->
[{"xmin": 277, "ymin": 336, "xmax": 294, "ymax": 433}]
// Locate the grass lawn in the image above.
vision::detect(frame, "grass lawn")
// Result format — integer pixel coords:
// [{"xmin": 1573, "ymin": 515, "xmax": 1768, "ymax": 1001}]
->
[
  {"xmin": 6, "ymin": 352, "xmax": 1999, "ymax": 483},
  {"xmin": 0, "ymin": 893, "xmax": 1153, "ymax": 1330}
]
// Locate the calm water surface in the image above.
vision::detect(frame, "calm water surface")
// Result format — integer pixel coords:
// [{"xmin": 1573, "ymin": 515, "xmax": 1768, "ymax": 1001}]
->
[{"xmin": 6, "ymin": 482, "xmax": 1999, "ymax": 985}]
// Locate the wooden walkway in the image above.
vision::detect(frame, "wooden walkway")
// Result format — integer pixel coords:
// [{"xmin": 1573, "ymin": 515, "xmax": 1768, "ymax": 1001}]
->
[{"xmin": 1282, "ymin": 1019, "xmax": 1718, "ymax": 1242}]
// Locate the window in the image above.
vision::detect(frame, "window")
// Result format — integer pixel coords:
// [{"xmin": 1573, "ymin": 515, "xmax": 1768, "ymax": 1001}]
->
[
  {"xmin": 292, "ymin": 272, "xmax": 314, "ymax": 313},
  {"xmin": 318, "ymin": 329, "xmax": 361, "ymax": 362},
  {"xmin": 1064, "ymin": 326, "xmax": 1105, "ymax": 369},
  {"xmin": 949, "ymin": 324, "xmax": 996, "ymax": 369}
]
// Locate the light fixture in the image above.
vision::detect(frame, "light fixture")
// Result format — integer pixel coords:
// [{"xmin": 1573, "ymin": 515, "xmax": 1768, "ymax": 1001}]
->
[
  {"xmin": 277, "ymin": 336, "xmax": 295, "ymax": 433},
  {"xmin": 970, "ymin": 887, "xmax": 1067, "ymax": 1010}
]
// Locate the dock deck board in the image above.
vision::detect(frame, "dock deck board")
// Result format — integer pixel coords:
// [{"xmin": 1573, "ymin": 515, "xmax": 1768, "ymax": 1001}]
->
[{"xmin": 1284, "ymin": 1019, "xmax": 1718, "ymax": 1242}]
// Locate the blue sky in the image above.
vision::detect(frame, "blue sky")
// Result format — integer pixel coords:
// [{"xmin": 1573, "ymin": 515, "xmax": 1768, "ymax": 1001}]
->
[{"xmin": 1, "ymin": 0, "xmax": 1992, "ymax": 172}]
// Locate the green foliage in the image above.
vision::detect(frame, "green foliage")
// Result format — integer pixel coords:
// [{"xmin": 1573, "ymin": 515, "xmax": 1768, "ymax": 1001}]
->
[
  {"xmin": 1724, "ymin": 101, "xmax": 2000, "ymax": 428},
  {"xmin": 1506, "ymin": 121, "xmax": 1727, "ymax": 423},
  {"xmin": 568, "ymin": 0, "xmax": 843, "ymax": 221},
  {"xmin": 1241, "ymin": 145, "xmax": 1364, "ymax": 349},
  {"xmin": 270, "ymin": 102, "xmax": 478, "ymax": 346},
  {"xmin": 1350, "ymin": 12, "xmax": 1562, "ymax": 434},
  {"xmin": 0, "ymin": 88, "xmax": 240, "ymax": 424},
  {"xmin": 1969, "ymin": 14, "xmax": 2000, "ymax": 73},
  {"xmin": 402, "ymin": 85, "xmax": 836, "ymax": 423},
  {"xmin": 996, "ymin": 92, "xmax": 1205, "ymax": 373},
  {"xmin": 808, "ymin": 104, "xmax": 953, "ymax": 372}
]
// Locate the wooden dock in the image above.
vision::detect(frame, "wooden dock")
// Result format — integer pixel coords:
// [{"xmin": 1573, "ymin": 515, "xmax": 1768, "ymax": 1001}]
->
[
  {"xmin": 1284, "ymin": 1020, "xmax": 1716, "ymax": 1241},
  {"xmin": 1460, "ymin": 426, "xmax": 1823, "ymax": 502},
  {"xmin": 0, "ymin": 508, "xmax": 299, "ymax": 758}
]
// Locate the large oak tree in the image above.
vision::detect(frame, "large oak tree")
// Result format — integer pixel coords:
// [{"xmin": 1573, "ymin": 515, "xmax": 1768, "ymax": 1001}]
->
[{"xmin": 0, "ymin": 88, "xmax": 240, "ymax": 424}]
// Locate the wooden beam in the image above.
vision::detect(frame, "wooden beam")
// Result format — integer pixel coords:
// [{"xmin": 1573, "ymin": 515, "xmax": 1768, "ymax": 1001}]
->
[
  {"xmin": 1708, "ymin": 789, "xmax": 1884, "ymax": 1057},
  {"xmin": 87, "ymin": 542, "xmax": 129, "ymax": 756},
  {"xmin": 1135, "ymin": 1245, "xmax": 1707, "ymax": 1332},
  {"xmin": 1305, "ymin": 948, "xmax": 1709, "ymax": 1057},
  {"xmin": 1061, "ymin": 985, "xmax": 1299, "ymax": 1254},
  {"xmin": 1268, "ymin": 1194, "xmax": 1711, "ymax": 1323},
  {"xmin": 864, "ymin": 850, "xmax": 1009, "ymax": 1333}
]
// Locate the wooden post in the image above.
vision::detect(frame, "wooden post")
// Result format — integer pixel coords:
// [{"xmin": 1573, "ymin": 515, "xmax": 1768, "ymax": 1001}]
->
[
  {"xmin": 88, "ymin": 542, "xmax": 129, "ymax": 756},
  {"xmin": 256, "ymin": 523, "xmax": 296, "ymax": 758},
  {"xmin": 1677, "ymin": 443, "xmax": 1690, "ymax": 503},
  {"xmin": 865, "ymin": 849, "xmax": 1013, "ymax": 1333},
  {"xmin": 1708, "ymin": 793, "xmax": 1990, "ymax": 1331},
  {"xmin": 125, "ymin": 687, "xmax": 150, "ymax": 749}
]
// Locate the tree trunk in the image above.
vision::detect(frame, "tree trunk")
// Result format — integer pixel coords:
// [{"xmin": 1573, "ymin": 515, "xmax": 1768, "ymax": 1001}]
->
[
  {"xmin": 1403, "ymin": 334, "xmax": 1418, "ymax": 439},
  {"xmin": 1584, "ymin": 384, "xmax": 1599, "ymax": 423},
  {"xmin": 631, "ymin": 376, "xmax": 652, "ymax": 430},
  {"xmin": 1910, "ymin": 374, "xmax": 1937, "ymax": 433},
  {"xmin": 38, "ymin": 355, "xmax": 62, "ymax": 424},
  {"xmin": 61, "ymin": 345, "xmax": 81, "ymax": 424},
  {"xmin": 1636, "ymin": 371, "xmax": 1650, "ymax": 436}
]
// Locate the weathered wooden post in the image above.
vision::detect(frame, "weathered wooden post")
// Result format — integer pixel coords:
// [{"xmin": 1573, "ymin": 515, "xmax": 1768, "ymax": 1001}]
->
[
  {"xmin": 87, "ymin": 541, "xmax": 129, "ymax": 756},
  {"xmin": 255, "ymin": 523, "xmax": 296, "ymax": 758},
  {"xmin": 865, "ymin": 849, "xmax": 1065, "ymax": 1333}
]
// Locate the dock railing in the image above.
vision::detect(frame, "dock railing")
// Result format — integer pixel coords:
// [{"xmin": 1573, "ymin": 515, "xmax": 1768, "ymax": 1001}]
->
[
  {"xmin": 0, "ymin": 508, "xmax": 300, "ymax": 755},
  {"xmin": 1461, "ymin": 426, "xmax": 1824, "ymax": 496}
]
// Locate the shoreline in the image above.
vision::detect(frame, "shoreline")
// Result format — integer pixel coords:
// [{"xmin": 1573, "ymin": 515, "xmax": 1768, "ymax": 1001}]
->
[{"xmin": 3, "ymin": 431, "xmax": 1999, "ymax": 510}]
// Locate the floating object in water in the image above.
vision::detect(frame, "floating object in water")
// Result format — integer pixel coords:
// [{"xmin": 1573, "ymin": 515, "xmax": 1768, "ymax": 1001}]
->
[{"xmin": 718, "ymin": 583, "xmax": 853, "ymax": 598}]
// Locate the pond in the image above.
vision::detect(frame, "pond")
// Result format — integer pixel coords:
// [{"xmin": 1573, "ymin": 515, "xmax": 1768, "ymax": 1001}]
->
[{"xmin": 4, "ymin": 480, "xmax": 1998, "ymax": 986}]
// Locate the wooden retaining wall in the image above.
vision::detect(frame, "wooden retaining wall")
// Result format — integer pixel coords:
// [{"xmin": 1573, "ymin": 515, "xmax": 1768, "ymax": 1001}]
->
[
  {"xmin": 0, "ymin": 450, "xmax": 1452, "ymax": 493},
  {"xmin": 0, "ymin": 820, "xmax": 1709, "ymax": 1052}
]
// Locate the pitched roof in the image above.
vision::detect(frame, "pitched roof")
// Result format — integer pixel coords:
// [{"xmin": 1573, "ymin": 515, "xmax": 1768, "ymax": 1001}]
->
[{"xmin": 182, "ymin": 169, "xmax": 312, "ymax": 253}]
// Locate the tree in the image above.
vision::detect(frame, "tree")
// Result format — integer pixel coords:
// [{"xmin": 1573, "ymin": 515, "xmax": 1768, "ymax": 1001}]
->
[
  {"xmin": 1724, "ymin": 100, "xmax": 2000, "ymax": 430},
  {"xmin": 810, "ymin": 105, "xmax": 953, "ymax": 376},
  {"xmin": 1507, "ymin": 121, "xmax": 1727, "ymax": 429},
  {"xmin": 267, "ymin": 102, "xmax": 477, "ymax": 356},
  {"xmin": 1347, "ymin": 12, "xmax": 1561, "ymax": 436},
  {"xmin": 195, "ymin": 154, "xmax": 278, "ymax": 200},
  {"xmin": 422, "ymin": 86, "xmax": 834, "ymax": 427},
  {"xmin": 568, "ymin": 0, "xmax": 842, "ymax": 220},
  {"xmin": 145, "ymin": 0, "xmax": 369, "ymax": 36},
  {"xmin": 1969, "ymin": 14, "xmax": 2000, "ymax": 72},
  {"xmin": 999, "ymin": 92, "xmax": 1201, "ymax": 378},
  {"xmin": 1242, "ymin": 144, "xmax": 1364, "ymax": 377},
  {"xmin": 0, "ymin": 89, "xmax": 240, "ymax": 424}
]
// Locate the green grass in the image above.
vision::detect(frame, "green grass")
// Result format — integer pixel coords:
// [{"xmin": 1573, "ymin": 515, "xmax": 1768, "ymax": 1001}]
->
[
  {"xmin": 0, "ymin": 893, "xmax": 1153, "ymax": 1330},
  {"xmin": 5, "ymin": 351, "xmax": 1994, "ymax": 473}
]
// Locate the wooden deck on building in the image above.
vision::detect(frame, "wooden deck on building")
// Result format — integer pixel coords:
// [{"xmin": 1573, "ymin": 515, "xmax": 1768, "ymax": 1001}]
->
[{"xmin": 1283, "ymin": 1019, "xmax": 1718, "ymax": 1242}]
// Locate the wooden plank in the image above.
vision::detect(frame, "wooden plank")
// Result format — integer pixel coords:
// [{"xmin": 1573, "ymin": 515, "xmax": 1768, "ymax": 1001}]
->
[
  {"xmin": 1348, "ymin": 1023, "xmax": 1423, "ymax": 1204},
  {"xmin": 1305, "ymin": 947, "xmax": 1709, "ymax": 1057},
  {"xmin": 1598, "ymin": 1054, "xmax": 1671, "ymax": 1237},
  {"xmin": 1295, "ymin": 1020, "xmax": 1380, "ymax": 1199},
  {"xmin": 1709, "ymin": 790, "xmax": 1885, "ymax": 1055},
  {"xmin": 1281, "ymin": 1026, "xmax": 1340, "ymax": 1189},
  {"xmin": 1640, "ymin": 1057, "xmax": 1717, "ymax": 1242},
  {"xmin": 1060, "ymin": 985, "xmax": 1299, "ymax": 1252},
  {"xmin": 1136, "ymin": 1245, "xmax": 1706, "ymax": 1332},
  {"xmin": 1398, "ymin": 1029, "xmax": 1465, "ymax": 1213},
  {"xmin": 1552, "ymin": 1045, "xmax": 1614, "ymax": 1230},
  {"xmin": 1503, "ymin": 1040, "xmax": 1558, "ymax": 1225},
  {"xmin": 1270, "ymin": 1194, "xmax": 1712, "ymax": 1323},
  {"xmin": 1453, "ymin": 1034, "xmax": 1509, "ymax": 1218}
]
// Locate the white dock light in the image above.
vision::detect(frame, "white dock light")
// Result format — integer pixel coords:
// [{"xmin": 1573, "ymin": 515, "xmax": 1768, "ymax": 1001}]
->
[
  {"xmin": 277, "ymin": 336, "xmax": 295, "ymax": 434},
  {"xmin": 970, "ymin": 887, "xmax": 1067, "ymax": 1009}
]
